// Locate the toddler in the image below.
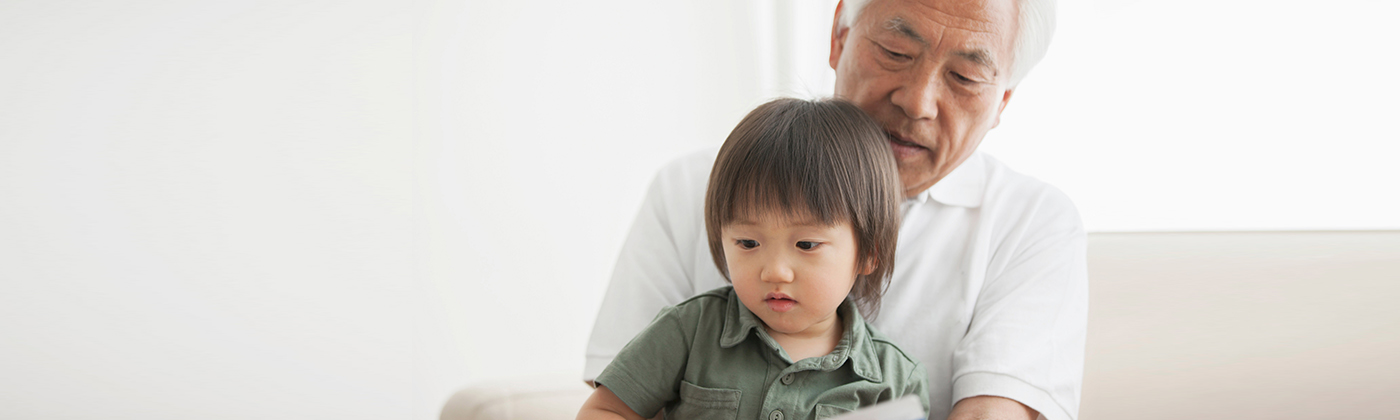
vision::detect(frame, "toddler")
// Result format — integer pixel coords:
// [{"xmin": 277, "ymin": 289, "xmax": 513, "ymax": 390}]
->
[{"xmin": 578, "ymin": 98, "xmax": 928, "ymax": 420}]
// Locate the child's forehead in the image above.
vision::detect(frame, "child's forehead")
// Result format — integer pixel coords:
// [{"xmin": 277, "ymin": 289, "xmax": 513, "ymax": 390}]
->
[{"xmin": 726, "ymin": 207, "xmax": 840, "ymax": 228}]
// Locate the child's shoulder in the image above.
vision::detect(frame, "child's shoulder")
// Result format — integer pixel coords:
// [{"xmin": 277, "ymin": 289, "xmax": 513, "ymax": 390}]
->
[
  {"xmin": 864, "ymin": 326, "xmax": 916, "ymax": 359},
  {"xmin": 859, "ymin": 323, "xmax": 927, "ymax": 381},
  {"xmin": 654, "ymin": 285, "xmax": 736, "ymax": 321},
  {"xmin": 676, "ymin": 285, "xmax": 734, "ymax": 306}
]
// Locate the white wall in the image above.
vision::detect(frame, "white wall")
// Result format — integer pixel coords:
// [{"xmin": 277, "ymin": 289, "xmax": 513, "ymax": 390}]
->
[
  {"xmin": 2, "ymin": 0, "xmax": 1396, "ymax": 419},
  {"xmin": 984, "ymin": 0, "xmax": 1400, "ymax": 231},
  {"xmin": 0, "ymin": 1, "xmax": 455, "ymax": 419},
  {"xmin": 0, "ymin": 0, "xmax": 832, "ymax": 418},
  {"xmin": 419, "ymin": 0, "xmax": 838, "ymax": 385}
]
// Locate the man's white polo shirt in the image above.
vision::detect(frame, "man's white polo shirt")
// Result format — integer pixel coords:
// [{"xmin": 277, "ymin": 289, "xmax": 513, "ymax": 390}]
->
[{"xmin": 585, "ymin": 149, "xmax": 1088, "ymax": 420}]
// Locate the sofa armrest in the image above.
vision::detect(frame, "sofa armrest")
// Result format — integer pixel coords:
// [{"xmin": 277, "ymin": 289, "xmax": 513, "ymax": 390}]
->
[{"xmin": 442, "ymin": 375, "xmax": 594, "ymax": 420}]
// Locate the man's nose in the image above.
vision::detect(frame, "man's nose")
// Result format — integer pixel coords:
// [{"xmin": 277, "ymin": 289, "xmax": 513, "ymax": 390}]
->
[
  {"xmin": 890, "ymin": 66, "xmax": 941, "ymax": 120},
  {"xmin": 760, "ymin": 258, "xmax": 795, "ymax": 284}
]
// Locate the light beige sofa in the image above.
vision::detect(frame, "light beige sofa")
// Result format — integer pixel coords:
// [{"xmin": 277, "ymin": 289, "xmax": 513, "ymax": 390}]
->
[{"xmin": 443, "ymin": 231, "xmax": 1400, "ymax": 420}]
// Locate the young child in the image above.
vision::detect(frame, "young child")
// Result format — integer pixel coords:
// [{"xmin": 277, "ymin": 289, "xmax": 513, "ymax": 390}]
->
[{"xmin": 578, "ymin": 98, "xmax": 928, "ymax": 420}]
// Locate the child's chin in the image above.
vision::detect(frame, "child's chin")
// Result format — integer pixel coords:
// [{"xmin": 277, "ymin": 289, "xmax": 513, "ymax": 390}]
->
[{"xmin": 759, "ymin": 317, "xmax": 808, "ymax": 335}]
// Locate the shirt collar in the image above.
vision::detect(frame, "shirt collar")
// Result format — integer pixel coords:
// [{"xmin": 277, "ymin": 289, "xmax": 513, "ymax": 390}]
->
[
  {"xmin": 912, "ymin": 151, "xmax": 985, "ymax": 208},
  {"xmin": 718, "ymin": 287, "xmax": 883, "ymax": 382}
]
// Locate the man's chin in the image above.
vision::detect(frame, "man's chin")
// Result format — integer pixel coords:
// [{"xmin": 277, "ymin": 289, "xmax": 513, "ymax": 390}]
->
[{"xmin": 895, "ymin": 162, "xmax": 941, "ymax": 197}]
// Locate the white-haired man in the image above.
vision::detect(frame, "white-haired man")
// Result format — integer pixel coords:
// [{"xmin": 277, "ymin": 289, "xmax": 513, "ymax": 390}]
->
[{"xmin": 584, "ymin": 0, "xmax": 1085, "ymax": 419}]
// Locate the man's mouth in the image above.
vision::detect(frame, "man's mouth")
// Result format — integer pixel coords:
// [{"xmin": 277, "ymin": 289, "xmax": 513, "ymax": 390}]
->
[
  {"xmin": 886, "ymin": 131, "xmax": 928, "ymax": 158},
  {"xmin": 764, "ymin": 292, "xmax": 796, "ymax": 312}
]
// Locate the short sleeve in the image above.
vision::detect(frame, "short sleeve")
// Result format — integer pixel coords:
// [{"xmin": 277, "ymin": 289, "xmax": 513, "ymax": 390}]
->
[
  {"xmin": 594, "ymin": 305, "xmax": 696, "ymax": 418},
  {"xmin": 952, "ymin": 187, "xmax": 1088, "ymax": 420}
]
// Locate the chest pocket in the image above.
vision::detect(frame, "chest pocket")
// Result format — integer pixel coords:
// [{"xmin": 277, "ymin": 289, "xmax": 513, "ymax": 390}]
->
[{"xmin": 667, "ymin": 380, "xmax": 741, "ymax": 420}]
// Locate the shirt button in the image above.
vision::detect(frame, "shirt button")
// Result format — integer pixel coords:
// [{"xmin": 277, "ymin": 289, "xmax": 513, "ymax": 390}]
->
[
  {"xmin": 780, "ymin": 373, "xmax": 795, "ymax": 385},
  {"xmin": 769, "ymin": 410, "xmax": 784, "ymax": 420}
]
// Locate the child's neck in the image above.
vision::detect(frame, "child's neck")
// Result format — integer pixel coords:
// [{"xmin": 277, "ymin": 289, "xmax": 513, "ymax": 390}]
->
[{"xmin": 764, "ymin": 312, "xmax": 844, "ymax": 362}]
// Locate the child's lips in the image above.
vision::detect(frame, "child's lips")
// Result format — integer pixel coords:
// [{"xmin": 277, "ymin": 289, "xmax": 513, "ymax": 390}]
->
[
  {"xmin": 766, "ymin": 299, "xmax": 796, "ymax": 312},
  {"xmin": 764, "ymin": 292, "xmax": 796, "ymax": 312}
]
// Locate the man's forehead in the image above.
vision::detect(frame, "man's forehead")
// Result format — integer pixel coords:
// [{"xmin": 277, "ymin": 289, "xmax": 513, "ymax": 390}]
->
[
  {"xmin": 864, "ymin": 0, "xmax": 1017, "ymax": 67},
  {"xmin": 863, "ymin": 0, "xmax": 1014, "ymax": 35}
]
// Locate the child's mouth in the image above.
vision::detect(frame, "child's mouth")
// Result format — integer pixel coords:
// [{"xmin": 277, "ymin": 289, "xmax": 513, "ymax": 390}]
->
[{"xmin": 764, "ymin": 293, "xmax": 796, "ymax": 312}]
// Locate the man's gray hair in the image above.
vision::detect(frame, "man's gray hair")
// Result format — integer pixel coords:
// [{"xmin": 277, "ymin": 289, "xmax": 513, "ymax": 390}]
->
[{"xmin": 839, "ymin": 0, "xmax": 1056, "ymax": 88}]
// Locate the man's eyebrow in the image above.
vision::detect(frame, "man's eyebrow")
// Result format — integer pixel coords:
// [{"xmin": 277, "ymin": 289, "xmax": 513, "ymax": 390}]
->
[
  {"xmin": 882, "ymin": 17, "xmax": 927, "ymax": 45},
  {"xmin": 956, "ymin": 49, "xmax": 999, "ymax": 75},
  {"xmin": 879, "ymin": 17, "xmax": 1001, "ymax": 75}
]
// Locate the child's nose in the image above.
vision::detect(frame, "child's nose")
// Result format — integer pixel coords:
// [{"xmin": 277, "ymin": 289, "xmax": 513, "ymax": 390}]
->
[{"xmin": 760, "ymin": 259, "xmax": 794, "ymax": 284}]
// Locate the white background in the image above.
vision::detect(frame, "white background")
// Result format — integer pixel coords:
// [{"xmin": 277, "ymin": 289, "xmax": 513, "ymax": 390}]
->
[{"xmin": 1, "ymin": 0, "xmax": 1396, "ymax": 419}]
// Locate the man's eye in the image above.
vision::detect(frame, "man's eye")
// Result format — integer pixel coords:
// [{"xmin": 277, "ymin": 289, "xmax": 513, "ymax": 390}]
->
[
  {"xmin": 796, "ymin": 241, "xmax": 820, "ymax": 250},
  {"xmin": 736, "ymin": 239, "xmax": 759, "ymax": 249},
  {"xmin": 880, "ymin": 45, "xmax": 911, "ymax": 61},
  {"xmin": 951, "ymin": 72, "xmax": 976, "ymax": 84}
]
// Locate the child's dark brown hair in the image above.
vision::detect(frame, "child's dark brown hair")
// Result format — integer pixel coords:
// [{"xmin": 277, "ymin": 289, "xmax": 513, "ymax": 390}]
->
[{"xmin": 704, "ymin": 97, "xmax": 902, "ymax": 319}]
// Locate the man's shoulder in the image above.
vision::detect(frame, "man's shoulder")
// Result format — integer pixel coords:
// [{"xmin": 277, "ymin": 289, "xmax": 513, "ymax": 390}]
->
[
  {"xmin": 651, "ymin": 147, "xmax": 718, "ymax": 192},
  {"xmin": 977, "ymin": 152, "xmax": 1082, "ymax": 229},
  {"xmin": 639, "ymin": 148, "xmax": 718, "ymax": 225}
]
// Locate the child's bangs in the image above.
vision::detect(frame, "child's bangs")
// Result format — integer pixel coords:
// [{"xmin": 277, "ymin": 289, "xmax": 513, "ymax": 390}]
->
[{"xmin": 717, "ymin": 152, "xmax": 853, "ymax": 229}]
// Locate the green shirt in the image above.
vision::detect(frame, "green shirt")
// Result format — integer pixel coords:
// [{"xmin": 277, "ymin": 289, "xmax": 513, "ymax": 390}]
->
[{"xmin": 596, "ymin": 286, "xmax": 929, "ymax": 420}]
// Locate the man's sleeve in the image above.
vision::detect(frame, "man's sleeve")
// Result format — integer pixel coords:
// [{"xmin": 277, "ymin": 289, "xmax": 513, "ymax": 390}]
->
[
  {"xmin": 584, "ymin": 150, "xmax": 716, "ymax": 383},
  {"xmin": 595, "ymin": 305, "xmax": 695, "ymax": 418},
  {"xmin": 951, "ymin": 187, "xmax": 1088, "ymax": 420}
]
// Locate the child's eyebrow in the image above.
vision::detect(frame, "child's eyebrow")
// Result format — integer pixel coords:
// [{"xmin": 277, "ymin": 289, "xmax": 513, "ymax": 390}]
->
[
  {"xmin": 729, "ymin": 219, "xmax": 827, "ymax": 228},
  {"xmin": 727, "ymin": 211, "xmax": 827, "ymax": 227}
]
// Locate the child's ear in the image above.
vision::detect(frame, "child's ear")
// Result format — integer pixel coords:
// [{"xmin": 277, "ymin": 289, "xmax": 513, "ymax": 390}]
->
[{"xmin": 859, "ymin": 256, "xmax": 877, "ymax": 276}]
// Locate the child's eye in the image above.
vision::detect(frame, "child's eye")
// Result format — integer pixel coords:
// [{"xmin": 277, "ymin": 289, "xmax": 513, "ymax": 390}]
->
[
  {"xmin": 796, "ymin": 241, "xmax": 820, "ymax": 250},
  {"xmin": 735, "ymin": 239, "xmax": 759, "ymax": 249}
]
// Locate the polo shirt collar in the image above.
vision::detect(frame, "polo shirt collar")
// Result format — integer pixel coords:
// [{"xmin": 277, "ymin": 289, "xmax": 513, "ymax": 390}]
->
[
  {"xmin": 718, "ymin": 288, "xmax": 883, "ymax": 382},
  {"xmin": 915, "ymin": 151, "xmax": 985, "ymax": 208}
]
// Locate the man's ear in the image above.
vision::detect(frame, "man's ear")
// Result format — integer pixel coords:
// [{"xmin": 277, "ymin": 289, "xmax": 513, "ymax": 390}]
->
[
  {"xmin": 830, "ymin": 1, "xmax": 850, "ymax": 71},
  {"xmin": 992, "ymin": 88, "xmax": 1015, "ymax": 128}
]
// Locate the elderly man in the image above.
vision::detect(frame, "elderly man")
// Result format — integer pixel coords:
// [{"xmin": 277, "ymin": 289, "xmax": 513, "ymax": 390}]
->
[{"xmin": 584, "ymin": 0, "xmax": 1085, "ymax": 419}]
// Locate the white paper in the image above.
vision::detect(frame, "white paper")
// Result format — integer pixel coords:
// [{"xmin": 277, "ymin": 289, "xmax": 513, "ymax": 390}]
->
[{"xmin": 824, "ymin": 395, "xmax": 926, "ymax": 420}]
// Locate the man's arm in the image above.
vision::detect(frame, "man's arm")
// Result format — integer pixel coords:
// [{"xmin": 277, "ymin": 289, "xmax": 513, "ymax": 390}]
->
[
  {"xmin": 948, "ymin": 396, "xmax": 1039, "ymax": 420},
  {"xmin": 581, "ymin": 383, "xmax": 664, "ymax": 420},
  {"xmin": 952, "ymin": 186, "xmax": 1088, "ymax": 420},
  {"xmin": 577, "ymin": 386, "xmax": 648, "ymax": 420}
]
